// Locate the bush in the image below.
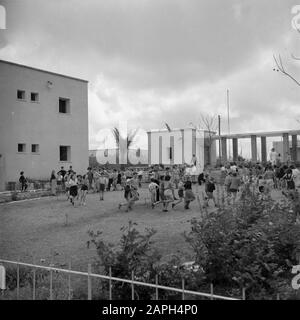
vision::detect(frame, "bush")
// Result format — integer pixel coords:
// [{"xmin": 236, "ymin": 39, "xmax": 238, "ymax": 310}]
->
[{"xmin": 184, "ymin": 184, "xmax": 300, "ymax": 299}]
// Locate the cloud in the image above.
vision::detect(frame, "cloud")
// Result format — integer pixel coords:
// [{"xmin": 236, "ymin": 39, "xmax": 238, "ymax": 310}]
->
[{"xmin": 0, "ymin": 0, "xmax": 300, "ymax": 155}]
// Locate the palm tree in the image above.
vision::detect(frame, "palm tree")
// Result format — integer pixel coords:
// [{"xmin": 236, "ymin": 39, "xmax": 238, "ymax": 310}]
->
[{"xmin": 112, "ymin": 127, "xmax": 138, "ymax": 166}]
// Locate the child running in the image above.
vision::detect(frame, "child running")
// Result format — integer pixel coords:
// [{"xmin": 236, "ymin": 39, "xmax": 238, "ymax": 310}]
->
[
  {"xmin": 80, "ymin": 174, "xmax": 89, "ymax": 205},
  {"xmin": 172, "ymin": 179, "xmax": 185, "ymax": 209},
  {"xmin": 68, "ymin": 173, "xmax": 78, "ymax": 206},
  {"xmin": 98, "ymin": 172, "xmax": 107, "ymax": 201},
  {"xmin": 149, "ymin": 178, "xmax": 159, "ymax": 209}
]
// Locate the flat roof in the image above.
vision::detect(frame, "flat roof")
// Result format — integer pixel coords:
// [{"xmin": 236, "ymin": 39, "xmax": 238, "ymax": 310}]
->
[
  {"xmin": 147, "ymin": 128, "xmax": 211, "ymax": 133},
  {"xmin": 0, "ymin": 59, "xmax": 88, "ymax": 83},
  {"xmin": 213, "ymin": 129, "xmax": 300, "ymax": 139}
]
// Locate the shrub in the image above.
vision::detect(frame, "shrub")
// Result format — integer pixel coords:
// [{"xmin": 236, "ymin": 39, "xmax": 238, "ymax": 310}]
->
[{"xmin": 184, "ymin": 184, "xmax": 300, "ymax": 299}]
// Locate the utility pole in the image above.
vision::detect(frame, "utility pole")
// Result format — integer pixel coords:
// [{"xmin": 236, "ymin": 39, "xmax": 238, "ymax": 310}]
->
[
  {"xmin": 218, "ymin": 115, "xmax": 221, "ymax": 161},
  {"xmin": 227, "ymin": 89, "xmax": 231, "ymax": 160}
]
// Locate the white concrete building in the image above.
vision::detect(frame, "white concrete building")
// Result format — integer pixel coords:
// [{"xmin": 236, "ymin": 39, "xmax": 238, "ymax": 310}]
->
[
  {"xmin": 0, "ymin": 60, "xmax": 89, "ymax": 190},
  {"xmin": 147, "ymin": 128, "xmax": 216, "ymax": 172}
]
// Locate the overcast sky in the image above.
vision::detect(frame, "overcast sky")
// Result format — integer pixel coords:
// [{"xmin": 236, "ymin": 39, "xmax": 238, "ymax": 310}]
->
[{"xmin": 1, "ymin": 0, "xmax": 300, "ymax": 156}]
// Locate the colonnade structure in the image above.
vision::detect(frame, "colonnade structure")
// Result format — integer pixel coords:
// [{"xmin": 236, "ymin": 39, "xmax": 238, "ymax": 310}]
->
[{"xmin": 213, "ymin": 129, "xmax": 300, "ymax": 164}]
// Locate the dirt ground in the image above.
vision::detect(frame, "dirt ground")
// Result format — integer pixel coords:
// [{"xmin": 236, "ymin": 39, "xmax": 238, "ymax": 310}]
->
[{"xmin": 0, "ymin": 186, "xmax": 207, "ymax": 271}]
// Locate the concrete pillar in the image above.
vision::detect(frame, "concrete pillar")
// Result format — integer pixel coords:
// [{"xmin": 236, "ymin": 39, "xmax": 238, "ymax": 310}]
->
[
  {"xmin": 180, "ymin": 129, "xmax": 185, "ymax": 164},
  {"xmin": 261, "ymin": 136, "xmax": 267, "ymax": 163},
  {"xmin": 292, "ymin": 135, "xmax": 298, "ymax": 162},
  {"xmin": 147, "ymin": 132, "xmax": 151, "ymax": 165},
  {"xmin": 232, "ymin": 138, "xmax": 238, "ymax": 162},
  {"xmin": 221, "ymin": 137, "xmax": 227, "ymax": 163},
  {"xmin": 282, "ymin": 133, "xmax": 289, "ymax": 163},
  {"xmin": 159, "ymin": 136, "xmax": 162, "ymax": 165},
  {"xmin": 251, "ymin": 135, "xmax": 257, "ymax": 162},
  {"xmin": 170, "ymin": 136, "xmax": 174, "ymax": 165}
]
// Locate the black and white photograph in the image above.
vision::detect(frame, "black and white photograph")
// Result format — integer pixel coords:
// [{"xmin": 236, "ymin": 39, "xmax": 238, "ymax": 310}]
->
[{"xmin": 1, "ymin": 0, "xmax": 300, "ymax": 308}]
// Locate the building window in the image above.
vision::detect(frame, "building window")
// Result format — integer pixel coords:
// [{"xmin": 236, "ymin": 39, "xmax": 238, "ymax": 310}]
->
[
  {"xmin": 31, "ymin": 92, "xmax": 39, "ymax": 102},
  {"xmin": 18, "ymin": 143, "xmax": 26, "ymax": 153},
  {"xmin": 17, "ymin": 90, "xmax": 26, "ymax": 100},
  {"xmin": 59, "ymin": 146, "xmax": 71, "ymax": 162},
  {"xmin": 31, "ymin": 144, "xmax": 39, "ymax": 153},
  {"xmin": 59, "ymin": 98, "xmax": 70, "ymax": 114}
]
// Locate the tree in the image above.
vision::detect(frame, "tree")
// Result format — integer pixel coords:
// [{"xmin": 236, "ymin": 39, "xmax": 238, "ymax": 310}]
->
[
  {"xmin": 191, "ymin": 114, "xmax": 218, "ymax": 165},
  {"xmin": 112, "ymin": 127, "xmax": 138, "ymax": 166},
  {"xmin": 273, "ymin": 54, "xmax": 300, "ymax": 87}
]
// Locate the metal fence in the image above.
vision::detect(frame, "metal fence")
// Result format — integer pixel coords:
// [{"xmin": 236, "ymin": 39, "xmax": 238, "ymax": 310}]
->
[{"xmin": 0, "ymin": 259, "xmax": 240, "ymax": 300}]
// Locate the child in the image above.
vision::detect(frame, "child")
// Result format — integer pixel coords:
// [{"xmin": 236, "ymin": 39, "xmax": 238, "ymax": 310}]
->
[
  {"xmin": 149, "ymin": 178, "xmax": 159, "ymax": 208},
  {"xmin": 19, "ymin": 171, "xmax": 28, "ymax": 192},
  {"xmin": 80, "ymin": 174, "xmax": 89, "ymax": 205},
  {"xmin": 162, "ymin": 175, "xmax": 174, "ymax": 212},
  {"xmin": 172, "ymin": 179, "xmax": 184, "ymax": 209},
  {"xmin": 98, "ymin": 172, "xmax": 107, "ymax": 201},
  {"xmin": 204, "ymin": 176, "xmax": 217, "ymax": 207},
  {"xmin": 184, "ymin": 176, "xmax": 195, "ymax": 209},
  {"xmin": 68, "ymin": 173, "xmax": 78, "ymax": 206},
  {"xmin": 258, "ymin": 175, "xmax": 265, "ymax": 194}
]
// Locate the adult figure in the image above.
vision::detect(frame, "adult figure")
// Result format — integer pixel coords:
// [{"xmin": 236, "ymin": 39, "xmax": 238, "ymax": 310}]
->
[
  {"xmin": 191, "ymin": 154, "xmax": 197, "ymax": 166},
  {"xmin": 87, "ymin": 167, "xmax": 94, "ymax": 192},
  {"xmin": 58, "ymin": 166, "xmax": 67, "ymax": 191},
  {"xmin": 19, "ymin": 171, "xmax": 28, "ymax": 192},
  {"xmin": 269, "ymin": 148, "xmax": 277, "ymax": 166}
]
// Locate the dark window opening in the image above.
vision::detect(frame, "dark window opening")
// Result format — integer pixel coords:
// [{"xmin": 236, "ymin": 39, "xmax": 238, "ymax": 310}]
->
[
  {"xmin": 18, "ymin": 143, "xmax": 26, "ymax": 152},
  {"xmin": 17, "ymin": 90, "xmax": 25, "ymax": 100},
  {"xmin": 31, "ymin": 144, "xmax": 39, "ymax": 153},
  {"xmin": 59, "ymin": 98, "xmax": 70, "ymax": 113},
  {"xmin": 31, "ymin": 92, "xmax": 39, "ymax": 102},
  {"xmin": 60, "ymin": 146, "xmax": 71, "ymax": 161}
]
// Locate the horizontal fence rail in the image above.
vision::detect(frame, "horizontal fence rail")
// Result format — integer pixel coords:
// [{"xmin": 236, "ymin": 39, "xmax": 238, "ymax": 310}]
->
[{"xmin": 0, "ymin": 259, "xmax": 240, "ymax": 300}]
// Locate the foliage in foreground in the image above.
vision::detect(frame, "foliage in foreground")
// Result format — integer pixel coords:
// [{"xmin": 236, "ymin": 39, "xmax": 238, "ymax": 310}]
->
[
  {"xmin": 184, "ymin": 184, "xmax": 300, "ymax": 299},
  {"xmin": 88, "ymin": 186, "xmax": 300, "ymax": 300}
]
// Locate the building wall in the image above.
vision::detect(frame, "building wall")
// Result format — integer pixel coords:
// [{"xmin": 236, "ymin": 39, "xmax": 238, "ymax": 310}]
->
[
  {"xmin": 91, "ymin": 149, "xmax": 148, "ymax": 165},
  {"xmin": 0, "ymin": 61, "xmax": 89, "ymax": 190},
  {"xmin": 148, "ymin": 128, "xmax": 214, "ymax": 169},
  {"xmin": 273, "ymin": 141, "xmax": 300, "ymax": 161}
]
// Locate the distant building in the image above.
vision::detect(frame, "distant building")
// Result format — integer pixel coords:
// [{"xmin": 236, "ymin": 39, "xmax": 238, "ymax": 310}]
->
[
  {"xmin": 0, "ymin": 60, "xmax": 89, "ymax": 190},
  {"xmin": 89, "ymin": 148, "xmax": 148, "ymax": 166},
  {"xmin": 273, "ymin": 140, "xmax": 300, "ymax": 160},
  {"xmin": 147, "ymin": 128, "xmax": 216, "ymax": 172}
]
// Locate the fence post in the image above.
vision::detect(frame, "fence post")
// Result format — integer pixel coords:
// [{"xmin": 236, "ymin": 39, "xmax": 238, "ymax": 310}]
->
[
  {"xmin": 242, "ymin": 287, "xmax": 246, "ymax": 300},
  {"xmin": 210, "ymin": 283, "xmax": 214, "ymax": 300},
  {"xmin": 16, "ymin": 261, "xmax": 20, "ymax": 300},
  {"xmin": 131, "ymin": 271, "xmax": 134, "ymax": 300},
  {"xmin": 182, "ymin": 278, "xmax": 185, "ymax": 300},
  {"xmin": 88, "ymin": 264, "xmax": 92, "ymax": 300},
  {"xmin": 49, "ymin": 268, "xmax": 53, "ymax": 300},
  {"xmin": 155, "ymin": 275, "xmax": 159, "ymax": 300},
  {"xmin": 68, "ymin": 261, "xmax": 72, "ymax": 300},
  {"xmin": 32, "ymin": 257, "xmax": 36, "ymax": 300},
  {"xmin": 109, "ymin": 267, "xmax": 112, "ymax": 300}
]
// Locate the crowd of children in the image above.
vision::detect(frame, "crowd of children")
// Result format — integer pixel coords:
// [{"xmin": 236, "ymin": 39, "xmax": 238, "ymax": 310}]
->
[{"xmin": 17, "ymin": 154, "xmax": 300, "ymax": 211}]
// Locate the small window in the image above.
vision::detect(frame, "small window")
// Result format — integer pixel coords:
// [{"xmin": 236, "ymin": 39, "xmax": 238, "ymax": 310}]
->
[
  {"xmin": 17, "ymin": 90, "xmax": 25, "ymax": 100},
  {"xmin": 31, "ymin": 92, "xmax": 39, "ymax": 102},
  {"xmin": 31, "ymin": 144, "xmax": 39, "ymax": 153},
  {"xmin": 60, "ymin": 146, "xmax": 71, "ymax": 161},
  {"xmin": 59, "ymin": 98, "xmax": 70, "ymax": 114},
  {"xmin": 18, "ymin": 143, "xmax": 26, "ymax": 153}
]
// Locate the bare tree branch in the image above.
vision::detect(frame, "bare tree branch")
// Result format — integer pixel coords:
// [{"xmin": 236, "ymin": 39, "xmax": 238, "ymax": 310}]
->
[{"xmin": 273, "ymin": 53, "xmax": 300, "ymax": 87}]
